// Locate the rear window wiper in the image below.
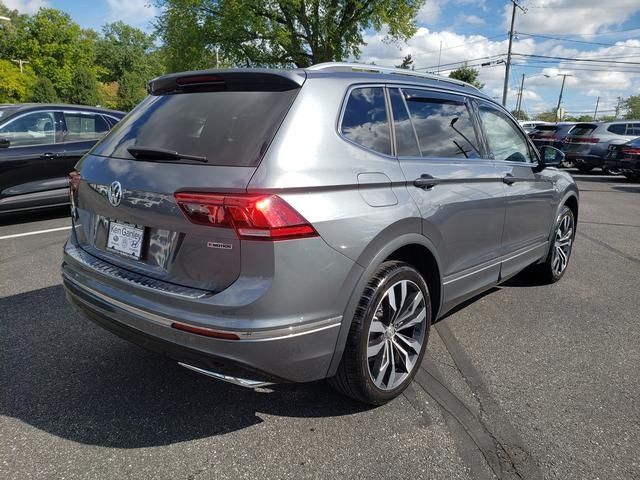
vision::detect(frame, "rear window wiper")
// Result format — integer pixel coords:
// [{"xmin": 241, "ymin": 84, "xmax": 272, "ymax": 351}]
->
[{"xmin": 127, "ymin": 146, "xmax": 208, "ymax": 163}]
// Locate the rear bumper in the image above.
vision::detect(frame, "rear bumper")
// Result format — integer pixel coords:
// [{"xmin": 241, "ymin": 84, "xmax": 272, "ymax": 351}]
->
[{"xmin": 62, "ymin": 245, "xmax": 348, "ymax": 383}]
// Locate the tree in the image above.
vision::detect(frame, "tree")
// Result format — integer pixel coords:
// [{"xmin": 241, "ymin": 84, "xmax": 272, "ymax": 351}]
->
[
  {"xmin": 154, "ymin": 0, "xmax": 426, "ymax": 70},
  {"xmin": 96, "ymin": 21, "xmax": 160, "ymax": 83},
  {"xmin": 29, "ymin": 77, "xmax": 59, "ymax": 103},
  {"xmin": 535, "ymin": 110, "xmax": 557, "ymax": 122},
  {"xmin": 18, "ymin": 9, "xmax": 97, "ymax": 101},
  {"xmin": 396, "ymin": 54, "xmax": 414, "ymax": 70},
  {"xmin": 67, "ymin": 67, "xmax": 100, "ymax": 105},
  {"xmin": 0, "ymin": 60, "xmax": 36, "ymax": 103},
  {"xmin": 511, "ymin": 109, "xmax": 528, "ymax": 121},
  {"xmin": 448, "ymin": 63, "xmax": 484, "ymax": 89},
  {"xmin": 622, "ymin": 95, "xmax": 640, "ymax": 119},
  {"xmin": 117, "ymin": 71, "xmax": 147, "ymax": 111}
]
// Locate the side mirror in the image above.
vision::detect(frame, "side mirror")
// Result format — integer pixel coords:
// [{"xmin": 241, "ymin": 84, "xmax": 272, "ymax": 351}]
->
[
  {"xmin": 538, "ymin": 145, "xmax": 564, "ymax": 169},
  {"xmin": 0, "ymin": 138, "xmax": 9, "ymax": 148}
]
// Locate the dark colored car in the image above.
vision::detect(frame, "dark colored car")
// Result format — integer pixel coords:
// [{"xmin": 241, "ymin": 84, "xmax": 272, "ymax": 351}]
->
[
  {"xmin": 0, "ymin": 104, "xmax": 124, "ymax": 214},
  {"xmin": 562, "ymin": 121, "xmax": 640, "ymax": 173},
  {"xmin": 529, "ymin": 123, "xmax": 576, "ymax": 150},
  {"xmin": 604, "ymin": 137, "xmax": 640, "ymax": 181}
]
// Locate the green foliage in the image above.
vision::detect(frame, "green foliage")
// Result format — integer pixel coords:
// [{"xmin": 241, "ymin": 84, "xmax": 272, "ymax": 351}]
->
[
  {"xmin": 535, "ymin": 110, "xmax": 558, "ymax": 122},
  {"xmin": 396, "ymin": 54, "xmax": 414, "ymax": 70},
  {"xmin": 510, "ymin": 109, "xmax": 529, "ymax": 121},
  {"xmin": 622, "ymin": 95, "xmax": 640, "ymax": 119},
  {"xmin": 29, "ymin": 77, "xmax": 59, "ymax": 103},
  {"xmin": 448, "ymin": 63, "xmax": 484, "ymax": 89},
  {"xmin": 117, "ymin": 71, "xmax": 147, "ymax": 111},
  {"xmin": 154, "ymin": 0, "xmax": 426, "ymax": 70},
  {"xmin": 96, "ymin": 21, "xmax": 160, "ymax": 83},
  {"xmin": 565, "ymin": 115, "xmax": 593, "ymax": 122},
  {"xmin": 0, "ymin": 59, "xmax": 36, "ymax": 102},
  {"xmin": 68, "ymin": 67, "xmax": 100, "ymax": 105}
]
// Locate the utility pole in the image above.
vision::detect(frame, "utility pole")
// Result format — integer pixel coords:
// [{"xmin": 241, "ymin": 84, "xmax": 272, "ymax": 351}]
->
[
  {"xmin": 555, "ymin": 73, "xmax": 572, "ymax": 122},
  {"xmin": 502, "ymin": 0, "xmax": 526, "ymax": 107},
  {"xmin": 593, "ymin": 96, "xmax": 600, "ymax": 121},
  {"xmin": 515, "ymin": 73, "xmax": 525, "ymax": 118},
  {"xmin": 11, "ymin": 59, "xmax": 29, "ymax": 74},
  {"xmin": 437, "ymin": 40, "xmax": 442, "ymax": 75},
  {"xmin": 614, "ymin": 97, "xmax": 623, "ymax": 119}
]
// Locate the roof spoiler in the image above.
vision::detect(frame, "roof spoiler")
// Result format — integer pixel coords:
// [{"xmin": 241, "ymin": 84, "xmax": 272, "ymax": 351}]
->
[{"xmin": 148, "ymin": 69, "xmax": 306, "ymax": 95}]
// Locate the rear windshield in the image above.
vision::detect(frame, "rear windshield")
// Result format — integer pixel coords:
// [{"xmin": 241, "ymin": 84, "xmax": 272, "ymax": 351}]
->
[
  {"xmin": 0, "ymin": 106, "xmax": 19, "ymax": 121},
  {"xmin": 569, "ymin": 124, "xmax": 597, "ymax": 136},
  {"xmin": 532, "ymin": 126, "xmax": 559, "ymax": 137},
  {"xmin": 91, "ymin": 89, "xmax": 299, "ymax": 167}
]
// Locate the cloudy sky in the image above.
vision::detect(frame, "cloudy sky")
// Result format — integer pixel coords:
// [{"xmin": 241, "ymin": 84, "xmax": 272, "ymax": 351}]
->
[{"xmin": 5, "ymin": 0, "xmax": 640, "ymax": 117}]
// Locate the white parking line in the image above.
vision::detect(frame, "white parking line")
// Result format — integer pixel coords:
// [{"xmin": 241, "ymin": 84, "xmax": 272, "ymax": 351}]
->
[{"xmin": 0, "ymin": 225, "xmax": 72, "ymax": 241}]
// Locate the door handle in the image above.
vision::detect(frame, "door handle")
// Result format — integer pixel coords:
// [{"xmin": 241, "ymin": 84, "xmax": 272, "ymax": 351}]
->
[
  {"xmin": 502, "ymin": 173, "xmax": 517, "ymax": 185},
  {"xmin": 40, "ymin": 152, "xmax": 59, "ymax": 159},
  {"xmin": 413, "ymin": 174, "xmax": 441, "ymax": 190}
]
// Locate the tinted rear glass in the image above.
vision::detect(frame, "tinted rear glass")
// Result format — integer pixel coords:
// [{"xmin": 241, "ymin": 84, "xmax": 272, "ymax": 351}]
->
[
  {"xmin": 0, "ymin": 106, "xmax": 19, "ymax": 121},
  {"xmin": 607, "ymin": 124, "xmax": 626, "ymax": 135},
  {"xmin": 91, "ymin": 90, "xmax": 298, "ymax": 166},
  {"xmin": 570, "ymin": 124, "xmax": 597, "ymax": 136},
  {"xmin": 341, "ymin": 87, "xmax": 391, "ymax": 155}
]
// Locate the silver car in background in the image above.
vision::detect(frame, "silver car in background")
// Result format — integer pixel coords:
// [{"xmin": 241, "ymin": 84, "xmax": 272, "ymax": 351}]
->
[{"xmin": 62, "ymin": 63, "xmax": 579, "ymax": 404}]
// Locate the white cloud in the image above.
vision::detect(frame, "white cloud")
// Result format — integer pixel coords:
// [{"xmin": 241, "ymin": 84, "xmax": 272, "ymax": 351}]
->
[
  {"xmin": 3, "ymin": 0, "xmax": 47, "ymax": 14},
  {"xmin": 416, "ymin": 1, "xmax": 442, "ymax": 24},
  {"xmin": 455, "ymin": 14, "xmax": 485, "ymax": 27},
  {"xmin": 106, "ymin": 0, "xmax": 158, "ymax": 24},
  {"xmin": 506, "ymin": 0, "xmax": 640, "ymax": 36}
]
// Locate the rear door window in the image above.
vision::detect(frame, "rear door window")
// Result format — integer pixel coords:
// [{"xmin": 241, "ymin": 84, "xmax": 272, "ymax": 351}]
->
[
  {"xmin": 388, "ymin": 88, "xmax": 420, "ymax": 157},
  {"xmin": 92, "ymin": 89, "xmax": 299, "ymax": 167},
  {"xmin": 607, "ymin": 124, "xmax": 626, "ymax": 135},
  {"xmin": 402, "ymin": 89, "xmax": 481, "ymax": 159},
  {"xmin": 0, "ymin": 110, "xmax": 58, "ymax": 147},
  {"xmin": 341, "ymin": 87, "xmax": 391, "ymax": 156},
  {"xmin": 479, "ymin": 106, "xmax": 533, "ymax": 163},
  {"xmin": 63, "ymin": 112, "xmax": 110, "ymax": 142}
]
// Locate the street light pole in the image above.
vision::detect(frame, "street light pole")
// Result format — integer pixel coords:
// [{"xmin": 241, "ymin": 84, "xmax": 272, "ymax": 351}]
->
[{"xmin": 516, "ymin": 73, "xmax": 525, "ymax": 118}]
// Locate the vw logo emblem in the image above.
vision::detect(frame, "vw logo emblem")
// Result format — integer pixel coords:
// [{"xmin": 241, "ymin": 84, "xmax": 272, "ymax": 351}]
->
[{"xmin": 108, "ymin": 181, "xmax": 123, "ymax": 207}]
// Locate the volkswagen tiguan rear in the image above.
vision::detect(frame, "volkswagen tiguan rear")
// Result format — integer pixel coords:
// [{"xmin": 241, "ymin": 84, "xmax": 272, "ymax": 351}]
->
[{"xmin": 63, "ymin": 64, "xmax": 578, "ymax": 404}]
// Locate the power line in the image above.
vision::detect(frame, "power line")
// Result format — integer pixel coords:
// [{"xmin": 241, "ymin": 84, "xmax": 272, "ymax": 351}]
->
[
  {"xmin": 536, "ymin": 27, "xmax": 640, "ymax": 37},
  {"xmin": 512, "ymin": 53, "xmax": 640, "ymax": 65},
  {"xmin": 517, "ymin": 32, "xmax": 640, "ymax": 50},
  {"xmin": 410, "ymin": 34, "xmax": 507, "ymax": 60}
]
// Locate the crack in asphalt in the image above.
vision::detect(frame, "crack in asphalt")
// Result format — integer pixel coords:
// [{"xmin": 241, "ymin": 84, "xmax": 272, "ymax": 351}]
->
[
  {"xmin": 577, "ymin": 231, "xmax": 640, "ymax": 265},
  {"xmin": 429, "ymin": 323, "xmax": 544, "ymax": 480}
]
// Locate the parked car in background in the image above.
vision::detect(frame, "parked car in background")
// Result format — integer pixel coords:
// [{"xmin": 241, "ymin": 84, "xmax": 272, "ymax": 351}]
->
[
  {"xmin": 0, "ymin": 104, "xmax": 124, "ymax": 214},
  {"xmin": 529, "ymin": 123, "xmax": 576, "ymax": 165},
  {"xmin": 520, "ymin": 120, "xmax": 551, "ymax": 133},
  {"xmin": 62, "ymin": 63, "xmax": 578, "ymax": 405},
  {"xmin": 562, "ymin": 121, "xmax": 640, "ymax": 173},
  {"xmin": 604, "ymin": 137, "xmax": 640, "ymax": 181}
]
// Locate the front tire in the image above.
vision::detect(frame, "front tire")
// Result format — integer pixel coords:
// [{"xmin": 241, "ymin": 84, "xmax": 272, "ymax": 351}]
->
[{"xmin": 329, "ymin": 261, "xmax": 431, "ymax": 405}]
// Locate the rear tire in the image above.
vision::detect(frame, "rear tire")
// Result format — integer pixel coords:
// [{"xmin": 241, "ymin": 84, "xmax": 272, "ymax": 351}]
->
[
  {"xmin": 531, "ymin": 206, "xmax": 575, "ymax": 284},
  {"xmin": 329, "ymin": 261, "xmax": 431, "ymax": 405}
]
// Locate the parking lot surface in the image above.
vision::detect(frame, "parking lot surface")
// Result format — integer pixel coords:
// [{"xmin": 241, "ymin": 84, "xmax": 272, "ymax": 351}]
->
[{"xmin": 1, "ymin": 172, "xmax": 639, "ymax": 480}]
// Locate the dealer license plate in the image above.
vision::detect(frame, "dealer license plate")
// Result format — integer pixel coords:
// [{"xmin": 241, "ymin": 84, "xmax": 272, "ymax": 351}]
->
[{"xmin": 107, "ymin": 221, "xmax": 144, "ymax": 259}]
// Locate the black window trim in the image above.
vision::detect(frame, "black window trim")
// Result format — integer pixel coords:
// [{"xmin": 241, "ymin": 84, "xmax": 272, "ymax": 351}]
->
[
  {"xmin": 392, "ymin": 86, "xmax": 485, "ymax": 162},
  {"xmin": 337, "ymin": 83, "xmax": 395, "ymax": 159},
  {"xmin": 476, "ymin": 100, "xmax": 540, "ymax": 166}
]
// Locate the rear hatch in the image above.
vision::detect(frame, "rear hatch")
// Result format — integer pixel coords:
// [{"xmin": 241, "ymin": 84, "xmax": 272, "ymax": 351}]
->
[
  {"xmin": 563, "ymin": 123, "xmax": 598, "ymax": 154},
  {"xmin": 70, "ymin": 70, "xmax": 304, "ymax": 292}
]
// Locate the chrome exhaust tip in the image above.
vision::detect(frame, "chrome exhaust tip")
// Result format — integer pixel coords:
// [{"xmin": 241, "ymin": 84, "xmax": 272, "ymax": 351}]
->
[{"xmin": 178, "ymin": 362, "xmax": 274, "ymax": 388}]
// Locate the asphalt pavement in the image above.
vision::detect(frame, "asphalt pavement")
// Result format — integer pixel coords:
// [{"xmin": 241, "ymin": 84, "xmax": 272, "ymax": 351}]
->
[{"xmin": 1, "ymin": 171, "xmax": 639, "ymax": 480}]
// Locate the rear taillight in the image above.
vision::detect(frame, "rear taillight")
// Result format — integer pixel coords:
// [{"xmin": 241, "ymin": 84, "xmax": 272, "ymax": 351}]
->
[
  {"xmin": 621, "ymin": 148, "xmax": 640, "ymax": 155},
  {"xmin": 174, "ymin": 192, "xmax": 318, "ymax": 241},
  {"xmin": 68, "ymin": 171, "xmax": 81, "ymax": 217}
]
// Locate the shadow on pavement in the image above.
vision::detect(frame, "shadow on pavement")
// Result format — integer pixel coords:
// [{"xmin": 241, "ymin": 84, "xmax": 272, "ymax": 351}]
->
[
  {"xmin": 612, "ymin": 185, "xmax": 640, "ymax": 194},
  {"xmin": 0, "ymin": 285, "xmax": 368, "ymax": 449},
  {"xmin": 0, "ymin": 206, "xmax": 69, "ymax": 227}
]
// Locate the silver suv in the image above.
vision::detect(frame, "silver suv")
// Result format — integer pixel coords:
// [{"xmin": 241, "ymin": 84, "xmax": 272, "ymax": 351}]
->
[
  {"xmin": 563, "ymin": 121, "xmax": 640, "ymax": 173},
  {"xmin": 62, "ymin": 63, "xmax": 579, "ymax": 404}
]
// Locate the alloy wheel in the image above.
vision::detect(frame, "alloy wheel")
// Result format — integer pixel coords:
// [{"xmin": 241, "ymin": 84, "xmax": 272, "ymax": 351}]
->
[
  {"xmin": 366, "ymin": 279, "xmax": 427, "ymax": 391},
  {"xmin": 552, "ymin": 213, "xmax": 573, "ymax": 276}
]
